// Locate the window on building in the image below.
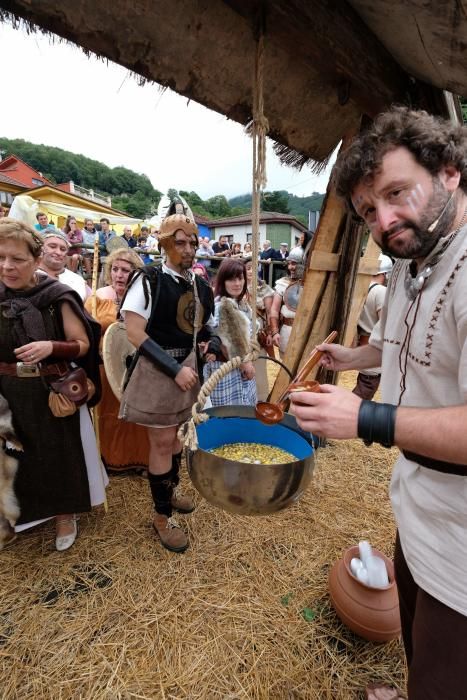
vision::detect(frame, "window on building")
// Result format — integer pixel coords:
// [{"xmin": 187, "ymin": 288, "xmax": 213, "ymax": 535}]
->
[
  {"xmin": 0, "ymin": 191, "xmax": 12, "ymax": 204},
  {"xmin": 246, "ymin": 232, "xmax": 253, "ymax": 242},
  {"xmin": 31, "ymin": 178, "xmax": 44, "ymax": 186}
]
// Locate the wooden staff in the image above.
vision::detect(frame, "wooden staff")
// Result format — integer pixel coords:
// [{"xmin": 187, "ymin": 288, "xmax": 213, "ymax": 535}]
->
[{"xmin": 91, "ymin": 231, "xmax": 108, "ymax": 511}]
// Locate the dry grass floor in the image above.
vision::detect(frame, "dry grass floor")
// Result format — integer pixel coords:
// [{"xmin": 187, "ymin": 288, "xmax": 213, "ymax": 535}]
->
[{"xmin": 0, "ymin": 370, "xmax": 406, "ymax": 699}]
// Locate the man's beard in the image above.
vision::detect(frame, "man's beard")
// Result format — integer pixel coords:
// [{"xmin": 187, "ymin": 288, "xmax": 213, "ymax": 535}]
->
[
  {"xmin": 43, "ymin": 257, "xmax": 64, "ymax": 273},
  {"xmin": 180, "ymin": 257, "xmax": 195, "ymax": 270},
  {"xmin": 381, "ymin": 179, "xmax": 456, "ymax": 259}
]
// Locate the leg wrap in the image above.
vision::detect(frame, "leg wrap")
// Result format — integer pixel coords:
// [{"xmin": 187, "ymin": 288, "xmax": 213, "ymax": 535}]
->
[
  {"xmin": 171, "ymin": 451, "xmax": 182, "ymax": 486},
  {"xmin": 148, "ymin": 471, "xmax": 173, "ymax": 517}
]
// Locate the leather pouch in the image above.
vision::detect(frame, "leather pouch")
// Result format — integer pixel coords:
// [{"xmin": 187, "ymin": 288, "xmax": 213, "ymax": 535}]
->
[{"xmin": 47, "ymin": 366, "xmax": 89, "ymax": 417}]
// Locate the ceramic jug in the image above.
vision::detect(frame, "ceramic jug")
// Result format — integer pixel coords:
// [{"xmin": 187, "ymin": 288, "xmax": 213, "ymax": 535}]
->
[{"xmin": 328, "ymin": 545, "xmax": 401, "ymax": 642}]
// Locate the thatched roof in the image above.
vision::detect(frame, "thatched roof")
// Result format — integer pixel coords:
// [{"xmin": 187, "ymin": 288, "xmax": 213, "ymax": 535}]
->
[{"xmin": 0, "ymin": 0, "xmax": 465, "ymax": 169}]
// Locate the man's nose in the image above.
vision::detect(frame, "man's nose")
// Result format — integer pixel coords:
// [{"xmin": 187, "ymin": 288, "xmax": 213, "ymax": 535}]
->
[{"xmin": 374, "ymin": 203, "xmax": 398, "ymax": 233}]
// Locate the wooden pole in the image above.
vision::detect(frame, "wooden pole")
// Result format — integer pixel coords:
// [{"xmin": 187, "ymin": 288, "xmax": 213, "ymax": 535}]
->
[{"xmin": 270, "ymin": 128, "xmax": 375, "ymax": 402}]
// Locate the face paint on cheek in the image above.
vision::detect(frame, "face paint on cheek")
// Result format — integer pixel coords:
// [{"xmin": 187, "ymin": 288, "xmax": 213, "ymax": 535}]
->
[{"xmin": 406, "ymin": 183, "xmax": 426, "ymax": 214}]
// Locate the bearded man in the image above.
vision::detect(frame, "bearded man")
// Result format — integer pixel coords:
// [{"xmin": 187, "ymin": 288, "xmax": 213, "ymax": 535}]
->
[
  {"xmin": 290, "ymin": 107, "xmax": 467, "ymax": 700},
  {"xmin": 39, "ymin": 230, "xmax": 89, "ymax": 301},
  {"xmin": 120, "ymin": 210, "xmax": 218, "ymax": 553}
]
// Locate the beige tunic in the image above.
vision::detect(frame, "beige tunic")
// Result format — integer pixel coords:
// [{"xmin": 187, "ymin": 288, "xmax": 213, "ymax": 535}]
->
[
  {"xmin": 371, "ymin": 226, "xmax": 467, "ymax": 615},
  {"xmin": 274, "ymin": 277, "xmax": 295, "ymax": 356},
  {"xmin": 358, "ymin": 282, "xmax": 386, "ymax": 375}
]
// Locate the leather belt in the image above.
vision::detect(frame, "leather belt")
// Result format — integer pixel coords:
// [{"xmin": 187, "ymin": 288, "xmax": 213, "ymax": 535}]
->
[
  {"xmin": 403, "ymin": 450, "xmax": 467, "ymax": 476},
  {"xmin": 281, "ymin": 317, "xmax": 294, "ymax": 327},
  {"xmin": 0, "ymin": 361, "xmax": 69, "ymax": 378}
]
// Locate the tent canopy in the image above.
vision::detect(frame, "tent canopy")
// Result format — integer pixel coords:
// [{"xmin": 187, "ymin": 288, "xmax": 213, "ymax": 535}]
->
[{"xmin": 8, "ymin": 195, "xmax": 142, "ymax": 229}]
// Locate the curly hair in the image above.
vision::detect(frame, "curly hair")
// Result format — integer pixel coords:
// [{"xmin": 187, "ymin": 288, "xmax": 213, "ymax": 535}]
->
[
  {"xmin": 103, "ymin": 247, "xmax": 143, "ymax": 285},
  {"xmin": 0, "ymin": 217, "xmax": 43, "ymax": 258},
  {"xmin": 333, "ymin": 106, "xmax": 467, "ymax": 209}
]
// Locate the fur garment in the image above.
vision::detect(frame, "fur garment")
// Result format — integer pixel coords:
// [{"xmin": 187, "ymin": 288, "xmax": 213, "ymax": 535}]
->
[
  {"xmin": 0, "ymin": 394, "xmax": 22, "ymax": 548},
  {"xmin": 216, "ymin": 297, "xmax": 251, "ymax": 360}
]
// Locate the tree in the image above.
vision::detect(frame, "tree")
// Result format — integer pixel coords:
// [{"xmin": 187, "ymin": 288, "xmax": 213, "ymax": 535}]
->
[
  {"xmin": 205, "ymin": 195, "xmax": 232, "ymax": 218},
  {"xmin": 167, "ymin": 188, "xmax": 179, "ymax": 201},
  {"xmin": 113, "ymin": 191, "xmax": 153, "ymax": 218},
  {"xmin": 262, "ymin": 190, "xmax": 290, "ymax": 214},
  {"xmin": 0, "ymin": 137, "xmax": 161, "ymax": 200},
  {"xmin": 179, "ymin": 190, "xmax": 204, "ymax": 208}
]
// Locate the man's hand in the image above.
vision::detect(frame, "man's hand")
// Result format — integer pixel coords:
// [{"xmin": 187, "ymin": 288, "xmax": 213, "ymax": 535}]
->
[
  {"xmin": 272, "ymin": 332, "xmax": 281, "ymax": 347},
  {"xmin": 290, "ymin": 384, "xmax": 361, "ymax": 439},
  {"xmin": 317, "ymin": 342, "xmax": 382, "ymax": 372},
  {"xmin": 175, "ymin": 366, "xmax": 198, "ymax": 391}
]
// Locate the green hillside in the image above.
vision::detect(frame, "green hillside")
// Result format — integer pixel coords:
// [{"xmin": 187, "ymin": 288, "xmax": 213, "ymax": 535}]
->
[
  {"xmin": 0, "ymin": 137, "xmax": 161, "ymax": 218},
  {"xmin": 229, "ymin": 191, "xmax": 324, "ymax": 225},
  {"xmin": 0, "ymin": 137, "xmax": 325, "ymax": 222}
]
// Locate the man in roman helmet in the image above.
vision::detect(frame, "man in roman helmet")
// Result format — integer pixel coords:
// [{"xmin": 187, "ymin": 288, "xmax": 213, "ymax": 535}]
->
[
  {"xmin": 120, "ymin": 200, "xmax": 218, "ymax": 553},
  {"xmin": 353, "ymin": 254, "xmax": 393, "ymax": 400},
  {"xmin": 269, "ymin": 245, "xmax": 306, "ymax": 357}
]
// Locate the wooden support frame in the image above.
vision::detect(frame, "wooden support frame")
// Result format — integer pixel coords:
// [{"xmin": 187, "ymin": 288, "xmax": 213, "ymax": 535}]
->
[{"xmin": 270, "ymin": 158, "xmax": 380, "ymax": 401}]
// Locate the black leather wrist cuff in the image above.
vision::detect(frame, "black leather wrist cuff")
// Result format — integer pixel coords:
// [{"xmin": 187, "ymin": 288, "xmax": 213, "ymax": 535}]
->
[
  {"xmin": 139, "ymin": 338, "xmax": 180, "ymax": 379},
  {"xmin": 357, "ymin": 400, "xmax": 397, "ymax": 448}
]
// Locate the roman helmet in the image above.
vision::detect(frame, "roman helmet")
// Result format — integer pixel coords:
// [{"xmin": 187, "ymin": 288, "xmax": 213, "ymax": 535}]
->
[
  {"xmin": 158, "ymin": 194, "xmax": 198, "ymax": 249},
  {"xmin": 378, "ymin": 254, "xmax": 393, "ymax": 278},
  {"xmin": 158, "ymin": 213, "xmax": 198, "ymax": 245},
  {"xmin": 287, "ymin": 245, "xmax": 306, "ymax": 280}
]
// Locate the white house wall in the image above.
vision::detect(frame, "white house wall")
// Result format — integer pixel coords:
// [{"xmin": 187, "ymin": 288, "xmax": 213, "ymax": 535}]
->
[{"xmin": 210, "ymin": 223, "xmax": 268, "ymax": 245}]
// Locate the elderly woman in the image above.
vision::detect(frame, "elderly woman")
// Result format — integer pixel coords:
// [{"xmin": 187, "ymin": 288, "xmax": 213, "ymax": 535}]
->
[
  {"xmin": 0, "ymin": 218, "xmax": 106, "ymax": 551},
  {"xmin": 85, "ymin": 248, "xmax": 150, "ymax": 473}
]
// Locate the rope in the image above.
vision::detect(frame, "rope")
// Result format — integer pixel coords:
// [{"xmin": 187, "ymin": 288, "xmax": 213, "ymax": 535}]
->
[
  {"xmin": 178, "ymin": 28, "xmax": 267, "ymax": 452},
  {"xmin": 177, "ymin": 339, "xmax": 261, "ymax": 450},
  {"xmin": 247, "ymin": 30, "xmax": 268, "ymax": 342}
]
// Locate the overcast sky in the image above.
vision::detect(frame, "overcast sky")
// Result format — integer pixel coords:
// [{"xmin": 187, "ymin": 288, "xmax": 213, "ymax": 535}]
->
[{"xmin": 0, "ymin": 22, "xmax": 335, "ymax": 200}]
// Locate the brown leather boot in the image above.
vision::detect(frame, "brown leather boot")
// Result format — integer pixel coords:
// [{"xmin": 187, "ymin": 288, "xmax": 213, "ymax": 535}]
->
[
  {"xmin": 171, "ymin": 486, "xmax": 195, "ymax": 514},
  {"xmin": 153, "ymin": 514, "xmax": 189, "ymax": 553}
]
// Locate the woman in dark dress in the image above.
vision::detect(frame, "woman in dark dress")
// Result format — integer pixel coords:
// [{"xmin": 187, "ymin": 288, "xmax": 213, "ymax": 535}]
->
[{"xmin": 0, "ymin": 218, "xmax": 106, "ymax": 551}]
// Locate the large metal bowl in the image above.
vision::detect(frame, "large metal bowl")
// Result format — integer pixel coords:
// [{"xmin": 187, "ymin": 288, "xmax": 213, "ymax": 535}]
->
[{"xmin": 186, "ymin": 405, "xmax": 316, "ymax": 515}]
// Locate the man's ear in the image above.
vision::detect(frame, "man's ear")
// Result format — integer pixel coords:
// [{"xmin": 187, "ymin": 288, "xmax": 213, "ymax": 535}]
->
[{"xmin": 439, "ymin": 164, "xmax": 461, "ymax": 192}]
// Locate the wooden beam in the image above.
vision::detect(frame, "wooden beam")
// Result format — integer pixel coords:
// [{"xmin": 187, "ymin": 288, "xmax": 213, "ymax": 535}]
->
[
  {"xmin": 0, "ymin": 0, "xmax": 409, "ymax": 164},
  {"xmin": 342, "ymin": 236, "xmax": 381, "ymax": 348},
  {"xmin": 224, "ymin": 0, "xmax": 409, "ymax": 116},
  {"xmin": 269, "ymin": 184, "xmax": 347, "ymax": 402},
  {"xmin": 309, "ymin": 251, "xmax": 339, "ymax": 273}
]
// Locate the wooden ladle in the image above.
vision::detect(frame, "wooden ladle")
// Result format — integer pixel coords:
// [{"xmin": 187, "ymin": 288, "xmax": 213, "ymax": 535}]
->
[{"xmin": 255, "ymin": 330, "xmax": 338, "ymax": 425}]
